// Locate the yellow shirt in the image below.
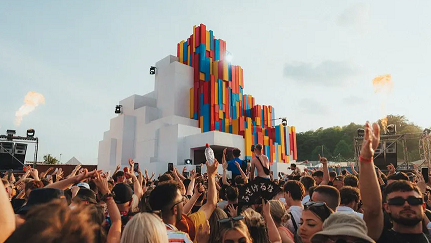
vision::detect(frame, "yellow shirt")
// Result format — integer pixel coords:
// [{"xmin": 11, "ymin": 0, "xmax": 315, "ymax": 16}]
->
[{"xmin": 188, "ymin": 210, "xmax": 206, "ymax": 243}]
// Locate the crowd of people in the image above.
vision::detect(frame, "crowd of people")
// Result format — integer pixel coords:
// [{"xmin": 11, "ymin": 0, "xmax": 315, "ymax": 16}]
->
[{"xmin": 1, "ymin": 122, "xmax": 431, "ymax": 242}]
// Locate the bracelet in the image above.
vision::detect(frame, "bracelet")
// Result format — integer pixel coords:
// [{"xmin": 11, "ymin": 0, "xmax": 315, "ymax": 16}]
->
[
  {"xmin": 100, "ymin": 192, "xmax": 115, "ymax": 202},
  {"xmin": 359, "ymin": 156, "xmax": 373, "ymax": 163}
]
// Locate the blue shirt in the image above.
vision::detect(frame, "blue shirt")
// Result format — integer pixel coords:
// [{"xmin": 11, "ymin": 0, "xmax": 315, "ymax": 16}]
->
[{"xmin": 227, "ymin": 157, "xmax": 245, "ymax": 175}]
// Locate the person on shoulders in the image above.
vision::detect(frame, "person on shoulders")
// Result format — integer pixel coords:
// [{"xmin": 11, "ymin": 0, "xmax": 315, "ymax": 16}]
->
[
  {"xmin": 250, "ymin": 144, "xmax": 270, "ymax": 181},
  {"xmin": 227, "ymin": 148, "xmax": 246, "ymax": 180}
]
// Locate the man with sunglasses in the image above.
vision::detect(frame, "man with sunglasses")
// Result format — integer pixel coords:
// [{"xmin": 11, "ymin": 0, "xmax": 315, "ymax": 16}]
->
[{"xmin": 359, "ymin": 122, "xmax": 431, "ymax": 243}]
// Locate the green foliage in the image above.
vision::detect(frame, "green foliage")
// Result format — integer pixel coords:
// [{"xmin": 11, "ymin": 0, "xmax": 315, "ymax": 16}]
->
[
  {"xmin": 43, "ymin": 154, "xmax": 59, "ymax": 165},
  {"xmin": 297, "ymin": 115, "xmax": 423, "ymax": 162}
]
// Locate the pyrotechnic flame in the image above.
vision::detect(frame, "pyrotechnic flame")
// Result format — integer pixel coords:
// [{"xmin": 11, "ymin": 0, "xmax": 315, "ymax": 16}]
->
[
  {"xmin": 372, "ymin": 74, "xmax": 393, "ymax": 93},
  {"xmin": 15, "ymin": 91, "xmax": 45, "ymax": 126},
  {"xmin": 372, "ymin": 74, "xmax": 392, "ymax": 133}
]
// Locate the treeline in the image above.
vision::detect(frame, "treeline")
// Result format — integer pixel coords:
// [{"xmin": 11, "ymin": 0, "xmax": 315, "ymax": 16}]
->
[{"xmin": 296, "ymin": 115, "xmax": 424, "ymax": 162}]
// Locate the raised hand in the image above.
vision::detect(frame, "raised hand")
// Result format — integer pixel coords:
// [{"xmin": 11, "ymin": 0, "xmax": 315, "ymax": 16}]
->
[
  {"xmin": 128, "ymin": 158, "xmax": 135, "ymax": 172},
  {"xmin": 235, "ymin": 161, "xmax": 241, "ymax": 169},
  {"xmin": 227, "ymin": 204, "xmax": 238, "ymax": 217},
  {"xmin": 194, "ymin": 182, "xmax": 205, "ymax": 194},
  {"xmin": 360, "ymin": 122, "xmax": 380, "ymax": 160},
  {"xmin": 29, "ymin": 168, "xmax": 40, "ymax": 181},
  {"xmin": 206, "ymin": 159, "xmax": 219, "ymax": 177},
  {"xmin": 94, "ymin": 172, "xmax": 110, "ymax": 195},
  {"xmin": 190, "ymin": 169, "xmax": 196, "ymax": 179},
  {"xmin": 318, "ymin": 154, "xmax": 328, "ymax": 165}
]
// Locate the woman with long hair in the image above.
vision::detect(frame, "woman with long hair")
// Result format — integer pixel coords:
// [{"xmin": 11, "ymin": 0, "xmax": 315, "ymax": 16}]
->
[
  {"xmin": 208, "ymin": 208, "xmax": 228, "ymax": 243},
  {"xmin": 298, "ymin": 201, "xmax": 333, "ymax": 243},
  {"xmin": 120, "ymin": 213, "xmax": 168, "ymax": 243},
  {"xmin": 269, "ymin": 200, "xmax": 294, "ymax": 243}
]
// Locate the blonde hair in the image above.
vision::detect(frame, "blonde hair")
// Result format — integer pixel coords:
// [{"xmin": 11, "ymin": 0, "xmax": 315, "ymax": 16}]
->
[
  {"xmin": 219, "ymin": 219, "xmax": 252, "ymax": 243},
  {"xmin": 242, "ymin": 208, "xmax": 269, "ymax": 243},
  {"xmin": 269, "ymin": 200, "xmax": 290, "ymax": 225},
  {"xmin": 121, "ymin": 213, "xmax": 168, "ymax": 243}
]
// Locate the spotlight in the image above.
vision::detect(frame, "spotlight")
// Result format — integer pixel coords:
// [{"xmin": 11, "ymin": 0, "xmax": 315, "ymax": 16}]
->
[
  {"xmin": 281, "ymin": 118, "xmax": 288, "ymax": 127},
  {"xmin": 387, "ymin": 124, "xmax": 396, "ymax": 134},
  {"xmin": 149, "ymin": 66, "xmax": 157, "ymax": 75},
  {"xmin": 357, "ymin": 128, "xmax": 365, "ymax": 137},
  {"xmin": 27, "ymin": 129, "xmax": 35, "ymax": 138},
  {"xmin": 225, "ymin": 51, "xmax": 233, "ymax": 63},
  {"xmin": 184, "ymin": 159, "xmax": 192, "ymax": 165},
  {"xmin": 115, "ymin": 105, "xmax": 123, "ymax": 114}
]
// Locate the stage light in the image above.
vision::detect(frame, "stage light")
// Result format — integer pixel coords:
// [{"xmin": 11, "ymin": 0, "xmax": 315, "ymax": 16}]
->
[
  {"xmin": 6, "ymin": 130, "xmax": 16, "ymax": 141},
  {"xmin": 27, "ymin": 129, "xmax": 35, "ymax": 138},
  {"xmin": 115, "ymin": 105, "xmax": 122, "ymax": 114},
  {"xmin": 184, "ymin": 159, "xmax": 192, "ymax": 165},
  {"xmin": 281, "ymin": 118, "xmax": 288, "ymax": 127},
  {"xmin": 387, "ymin": 124, "xmax": 396, "ymax": 134},
  {"xmin": 226, "ymin": 51, "xmax": 233, "ymax": 63},
  {"xmin": 357, "ymin": 128, "xmax": 365, "ymax": 137},
  {"xmin": 150, "ymin": 66, "xmax": 157, "ymax": 75}
]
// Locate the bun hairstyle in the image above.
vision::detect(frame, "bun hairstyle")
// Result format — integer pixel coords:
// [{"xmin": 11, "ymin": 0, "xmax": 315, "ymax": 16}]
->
[
  {"xmin": 269, "ymin": 200, "xmax": 290, "ymax": 225},
  {"xmin": 242, "ymin": 208, "xmax": 270, "ymax": 243}
]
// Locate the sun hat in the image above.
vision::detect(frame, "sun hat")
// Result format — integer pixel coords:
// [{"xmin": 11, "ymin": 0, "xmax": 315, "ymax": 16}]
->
[{"xmin": 311, "ymin": 212, "xmax": 375, "ymax": 243}]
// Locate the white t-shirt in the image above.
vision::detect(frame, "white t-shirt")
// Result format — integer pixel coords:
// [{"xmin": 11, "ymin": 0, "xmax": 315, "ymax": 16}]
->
[
  {"xmin": 284, "ymin": 205, "xmax": 303, "ymax": 234},
  {"xmin": 301, "ymin": 195, "xmax": 310, "ymax": 205},
  {"xmin": 217, "ymin": 200, "xmax": 228, "ymax": 209},
  {"xmin": 336, "ymin": 206, "xmax": 363, "ymax": 219}
]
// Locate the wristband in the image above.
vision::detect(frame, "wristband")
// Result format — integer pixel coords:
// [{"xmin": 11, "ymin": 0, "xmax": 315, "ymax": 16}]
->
[
  {"xmin": 359, "ymin": 156, "xmax": 373, "ymax": 163},
  {"xmin": 100, "ymin": 192, "xmax": 115, "ymax": 202}
]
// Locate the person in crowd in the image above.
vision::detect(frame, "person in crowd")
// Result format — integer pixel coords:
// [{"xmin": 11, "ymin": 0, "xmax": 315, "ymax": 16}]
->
[
  {"xmin": 300, "ymin": 176, "xmax": 316, "ymax": 205},
  {"xmin": 311, "ymin": 185, "xmax": 340, "ymax": 211},
  {"xmin": 219, "ymin": 218, "xmax": 253, "ymax": 243},
  {"xmin": 225, "ymin": 148, "xmax": 246, "ymax": 180},
  {"xmin": 0, "ymin": 179, "xmax": 15, "ymax": 242},
  {"xmin": 289, "ymin": 163, "xmax": 301, "ymax": 176},
  {"xmin": 298, "ymin": 201, "xmax": 333, "ymax": 243},
  {"xmin": 149, "ymin": 160, "xmax": 219, "ymax": 242},
  {"xmin": 250, "ymin": 144, "xmax": 271, "ymax": 180},
  {"xmin": 310, "ymin": 213, "xmax": 375, "ymax": 243},
  {"xmin": 269, "ymin": 200, "xmax": 294, "ymax": 243},
  {"xmin": 208, "ymin": 208, "xmax": 228, "ymax": 243},
  {"xmin": 386, "ymin": 171, "xmax": 409, "ymax": 185},
  {"xmin": 337, "ymin": 186, "xmax": 363, "ymax": 218},
  {"xmin": 114, "ymin": 171, "xmax": 126, "ymax": 184},
  {"xmin": 331, "ymin": 176, "xmax": 344, "ymax": 190},
  {"xmin": 343, "ymin": 174, "xmax": 359, "ymax": 188},
  {"xmin": 241, "ymin": 199, "xmax": 282, "ymax": 243},
  {"xmin": 120, "ymin": 213, "xmax": 168, "ymax": 243},
  {"xmin": 312, "ymin": 171, "xmax": 324, "ymax": 185},
  {"xmin": 217, "ymin": 186, "xmax": 239, "ymax": 217},
  {"xmin": 283, "ymin": 180, "xmax": 305, "ymax": 234},
  {"xmin": 359, "ymin": 121, "xmax": 431, "ymax": 242},
  {"xmin": 328, "ymin": 171, "xmax": 337, "ymax": 185}
]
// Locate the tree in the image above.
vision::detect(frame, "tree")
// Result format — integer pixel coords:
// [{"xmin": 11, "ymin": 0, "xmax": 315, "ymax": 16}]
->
[
  {"xmin": 43, "ymin": 154, "xmax": 59, "ymax": 165},
  {"xmin": 333, "ymin": 140, "xmax": 351, "ymax": 159}
]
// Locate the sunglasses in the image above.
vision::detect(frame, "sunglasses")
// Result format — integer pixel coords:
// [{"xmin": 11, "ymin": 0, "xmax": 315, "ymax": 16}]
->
[
  {"xmin": 218, "ymin": 216, "xmax": 244, "ymax": 227},
  {"xmin": 304, "ymin": 201, "xmax": 326, "ymax": 208},
  {"xmin": 387, "ymin": 196, "xmax": 423, "ymax": 206}
]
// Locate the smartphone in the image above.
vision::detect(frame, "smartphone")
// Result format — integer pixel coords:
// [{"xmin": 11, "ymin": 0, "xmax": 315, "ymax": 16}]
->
[
  {"xmin": 133, "ymin": 163, "xmax": 139, "ymax": 172},
  {"xmin": 196, "ymin": 165, "xmax": 202, "ymax": 175},
  {"xmin": 422, "ymin": 167, "xmax": 429, "ymax": 183},
  {"xmin": 168, "ymin": 163, "xmax": 174, "ymax": 172},
  {"xmin": 52, "ymin": 174, "xmax": 57, "ymax": 183},
  {"xmin": 183, "ymin": 171, "xmax": 190, "ymax": 178}
]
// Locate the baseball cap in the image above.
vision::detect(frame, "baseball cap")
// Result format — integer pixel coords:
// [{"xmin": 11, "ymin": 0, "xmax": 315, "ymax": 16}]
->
[
  {"xmin": 76, "ymin": 182, "xmax": 90, "ymax": 189},
  {"xmin": 311, "ymin": 213, "xmax": 375, "ymax": 243},
  {"xmin": 112, "ymin": 183, "xmax": 133, "ymax": 204},
  {"xmin": 17, "ymin": 188, "xmax": 65, "ymax": 215},
  {"xmin": 76, "ymin": 188, "xmax": 97, "ymax": 204}
]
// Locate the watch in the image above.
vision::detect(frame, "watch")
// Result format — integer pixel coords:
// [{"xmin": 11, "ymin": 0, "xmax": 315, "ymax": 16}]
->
[{"xmin": 100, "ymin": 192, "xmax": 115, "ymax": 202}]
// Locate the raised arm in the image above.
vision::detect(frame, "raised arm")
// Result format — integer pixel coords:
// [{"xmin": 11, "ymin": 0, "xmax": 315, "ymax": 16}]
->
[
  {"xmin": 262, "ymin": 199, "xmax": 282, "ymax": 243},
  {"xmin": 350, "ymin": 163, "xmax": 359, "ymax": 175},
  {"xmin": 222, "ymin": 161, "xmax": 230, "ymax": 186},
  {"xmin": 45, "ymin": 169, "xmax": 99, "ymax": 190},
  {"xmin": 359, "ymin": 122, "xmax": 383, "ymax": 241},
  {"xmin": 183, "ymin": 183, "xmax": 204, "ymax": 215},
  {"xmin": 199, "ymin": 160, "xmax": 219, "ymax": 220},
  {"xmin": 95, "ymin": 173, "xmax": 121, "ymax": 243},
  {"xmin": 235, "ymin": 161, "xmax": 248, "ymax": 184},
  {"xmin": 0, "ymin": 179, "xmax": 15, "ymax": 242},
  {"xmin": 319, "ymin": 155, "xmax": 330, "ymax": 185},
  {"xmin": 187, "ymin": 170, "xmax": 196, "ymax": 196}
]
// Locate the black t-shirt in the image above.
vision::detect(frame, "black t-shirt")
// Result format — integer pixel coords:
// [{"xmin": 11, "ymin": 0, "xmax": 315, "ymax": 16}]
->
[{"xmin": 377, "ymin": 229, "xmax": 431, "ymax": 243}]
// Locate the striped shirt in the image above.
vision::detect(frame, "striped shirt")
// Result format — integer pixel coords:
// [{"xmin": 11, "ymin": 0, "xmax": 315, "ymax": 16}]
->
[{"xmin": 165, "ymin": 224, "xmax": 193, "ymax": 243}]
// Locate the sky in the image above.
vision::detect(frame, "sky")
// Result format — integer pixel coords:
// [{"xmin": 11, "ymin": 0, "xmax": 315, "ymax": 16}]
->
[{"xmin": 0, "ymin": 1, "xmax": 430, "ymax": 164}]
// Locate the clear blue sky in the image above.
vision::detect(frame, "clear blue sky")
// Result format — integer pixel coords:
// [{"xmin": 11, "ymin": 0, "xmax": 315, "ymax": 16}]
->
[{"xmin": 1, "ymin": 1, "xmax": 429, "ymax": 164}]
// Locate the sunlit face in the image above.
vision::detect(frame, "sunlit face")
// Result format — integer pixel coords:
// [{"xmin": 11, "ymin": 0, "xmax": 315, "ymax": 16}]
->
[
  {"xmin": 223, "ymin": 229, "xmax": 252, "ymax": 243},
  {"xmin": 384, "ymin": 190, "xmax": 424, "ymax": 227},
  {"xmin": 298, "ymin": 209, "xmax": 324, "ymax": 243}
]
